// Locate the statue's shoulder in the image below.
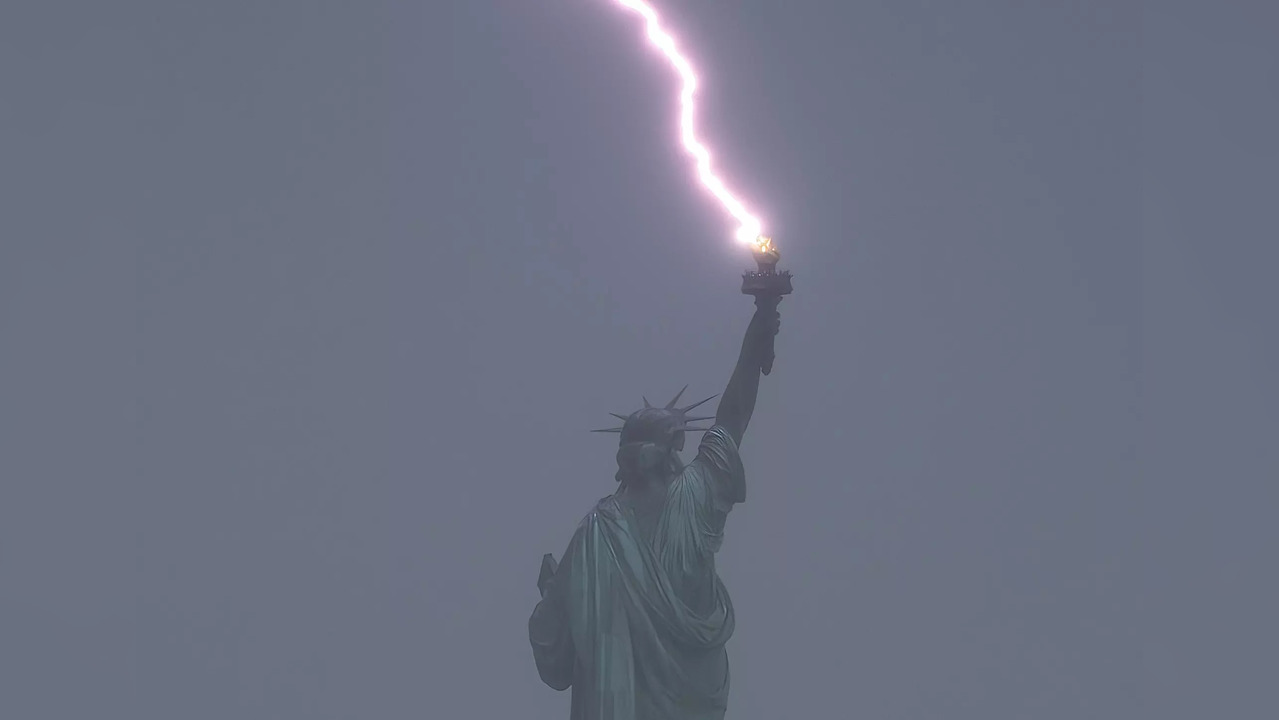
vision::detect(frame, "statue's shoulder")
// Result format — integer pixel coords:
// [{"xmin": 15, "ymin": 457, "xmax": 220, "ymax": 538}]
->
[
  {"xmin": 576, "ymin": 494, "xmax": 622, "ymax": 528},
  {"xmin": 680, "ymin": 426, "xmax": 746, "ymax": 508}
]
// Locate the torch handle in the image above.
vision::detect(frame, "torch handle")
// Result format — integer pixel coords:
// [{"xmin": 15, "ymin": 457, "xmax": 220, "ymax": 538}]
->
[
  {"xmin": 742, "ymin": 242, "xmax": 790, "ymax": 378},
  {"xmin": 756, "ymin": 295, "xmax": 780, "ymax": 376}
]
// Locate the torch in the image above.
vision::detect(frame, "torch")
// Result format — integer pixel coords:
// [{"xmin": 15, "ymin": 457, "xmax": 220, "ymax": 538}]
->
[{"xmin": 741, "ymin": 236, "xmax": 792, "ymax": 376}]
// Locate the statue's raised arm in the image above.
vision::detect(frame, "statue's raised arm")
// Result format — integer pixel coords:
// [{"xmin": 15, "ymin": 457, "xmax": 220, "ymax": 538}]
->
[
  {"xmin": 714, "ymin": 296, "xmax": 781, "ymax": 446},
  {"xmin": 717, "ymin": 240, "xmax": 790, "ymax": 447}
]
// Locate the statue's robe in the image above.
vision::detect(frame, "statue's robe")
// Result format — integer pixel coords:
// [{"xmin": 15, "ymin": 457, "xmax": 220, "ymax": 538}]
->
[{"xmin": 529, "ymin": 426, "xmax": 747, "ymax": 720}]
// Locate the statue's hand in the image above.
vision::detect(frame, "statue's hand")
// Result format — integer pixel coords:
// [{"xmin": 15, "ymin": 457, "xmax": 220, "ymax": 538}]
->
[{"xmin": 754, "ymin": 296, "xmax": 782, "ymax": 336}]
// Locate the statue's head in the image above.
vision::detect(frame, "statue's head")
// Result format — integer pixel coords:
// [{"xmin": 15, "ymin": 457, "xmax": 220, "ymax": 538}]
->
[{"xmin": 592, "ymin": 386, "xmax": 716, "ymax": 485}]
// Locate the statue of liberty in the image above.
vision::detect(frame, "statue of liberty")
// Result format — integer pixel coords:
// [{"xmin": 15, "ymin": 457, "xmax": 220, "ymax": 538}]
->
[{"xmin": 529, "ymin": 247, "xmax": 788, "ymax": 720}]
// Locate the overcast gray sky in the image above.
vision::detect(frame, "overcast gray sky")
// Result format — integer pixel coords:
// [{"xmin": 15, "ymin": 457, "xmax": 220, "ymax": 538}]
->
[{"xmin": 1, "ymin": 1, "xmax": 1274, "ymax": 718}]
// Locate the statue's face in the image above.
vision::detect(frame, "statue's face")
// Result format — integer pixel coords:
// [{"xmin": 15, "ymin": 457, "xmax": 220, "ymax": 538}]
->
[{"xmin": 672, "ymin": 430, "xmax": 686, "ymax": 452}]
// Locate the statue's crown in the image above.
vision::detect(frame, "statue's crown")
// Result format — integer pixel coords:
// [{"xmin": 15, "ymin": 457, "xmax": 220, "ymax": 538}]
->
[{"xmin": 591, "ymin": 386, "xmax": 716, "ymax": 443}]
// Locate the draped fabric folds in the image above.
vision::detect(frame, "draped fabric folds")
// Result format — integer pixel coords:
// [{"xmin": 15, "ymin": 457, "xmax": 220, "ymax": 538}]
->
[{"xmin": 530, "ymin": 426, "xmax": 746, "ymax": 720}]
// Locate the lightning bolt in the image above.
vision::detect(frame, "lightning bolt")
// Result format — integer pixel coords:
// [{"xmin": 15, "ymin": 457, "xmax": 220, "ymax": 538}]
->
[{"xmin": 607, "ymin": 0, "xmax": 765, "ymax": 246}]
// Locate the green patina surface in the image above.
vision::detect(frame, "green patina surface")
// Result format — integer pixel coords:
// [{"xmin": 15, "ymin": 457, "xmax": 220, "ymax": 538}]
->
[{"xmin": 530, "ymin": 426, "xmax": 746, "ymax": 720}]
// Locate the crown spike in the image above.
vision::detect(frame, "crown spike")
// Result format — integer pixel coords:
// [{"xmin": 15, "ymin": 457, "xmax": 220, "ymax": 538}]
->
[
  {"xmin": 590, "ymin": 427, "xmax": 625, "ymax": 433},
  {"xmin": 609, "ymin": 413, "xmax": 630, "ymax": 422},
  {"xmin": 680, "ymin": 394, "xmax": 718, "ymax": 413},
  {"xmin": 666, "ymin": 385, "xmax": 688, "ymax": 409},
  {"xmin": 642, "ymin": 396, "xmax": 652, "ymax": 409}
]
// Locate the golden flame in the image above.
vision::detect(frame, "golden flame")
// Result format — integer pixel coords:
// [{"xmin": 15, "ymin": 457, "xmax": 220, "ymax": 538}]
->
[{"xmin": 750, "ymin": 235, "xmax": 775, "ymax": 254}]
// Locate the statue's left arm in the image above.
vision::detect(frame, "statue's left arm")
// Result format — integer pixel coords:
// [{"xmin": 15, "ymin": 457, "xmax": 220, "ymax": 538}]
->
[
  {"xmin": 714, "ymin": 296, "xmax": 782, "ymax": 448},
  {"xmin": 529, "ymin": 550, "xmax": 574, "ymax": 690}
]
